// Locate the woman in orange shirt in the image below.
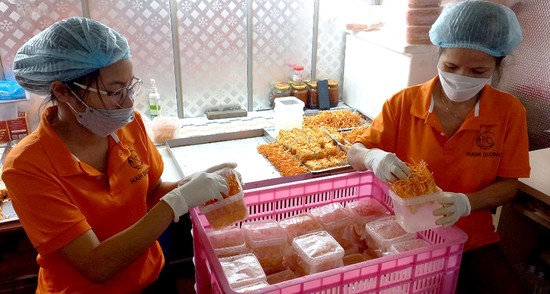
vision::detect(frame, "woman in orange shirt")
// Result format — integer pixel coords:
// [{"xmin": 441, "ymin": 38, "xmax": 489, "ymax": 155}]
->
[
  {"xmin": 348, "ymin": 1, "xmax": 529, "ymax": 293},
  {"xmin": 2, "ymin": 17, "xmax": 235, "ymax": 293}
]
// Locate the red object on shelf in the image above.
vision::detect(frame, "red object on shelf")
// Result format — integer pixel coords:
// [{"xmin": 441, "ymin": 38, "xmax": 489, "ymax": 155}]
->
[{"xmin": 191, "ymin": 171, "xmax": 467, "ymax": 294}]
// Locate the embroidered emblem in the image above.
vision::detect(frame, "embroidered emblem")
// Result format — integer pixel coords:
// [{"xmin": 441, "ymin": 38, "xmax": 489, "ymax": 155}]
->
[
  {"xmin": 476, "ymin": 131, "xmax": 495, "ymax": 150},
  {"xmin": 128, "ymin": 150, "xmax": 144, "ymax": 169}
]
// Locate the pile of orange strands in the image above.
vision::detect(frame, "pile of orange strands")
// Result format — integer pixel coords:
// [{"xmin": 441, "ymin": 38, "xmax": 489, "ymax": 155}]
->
[
  {"xmin": 342, "ymin": 126, "xmax": 369, "ymax": 144},
  {"xmin": 222, "ymin": 173, "xmax": 241, "ymax": 198},
  {"xmin": 389, "ymin": 160, "xmax": 438, "ymax": 198},
  {"xmin": 303, "ymin": 110, "xmax": 365, "ymax": 129},
  {"xmin": 257, "ymin": 143, "xmax": 308, "ymax": 176}
]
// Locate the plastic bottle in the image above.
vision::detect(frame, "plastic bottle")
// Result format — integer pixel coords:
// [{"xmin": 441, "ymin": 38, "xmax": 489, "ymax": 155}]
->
[
  {"xmin": 148, "ymin": 79, "xmax": 161, "ymax": 118},
  {"xmin": 292, "ymin": 65, "xmax": 304, "ymax": 83}
]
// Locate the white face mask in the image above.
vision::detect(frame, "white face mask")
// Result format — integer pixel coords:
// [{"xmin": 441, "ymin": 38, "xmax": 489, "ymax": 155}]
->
[
  {"xmin": 67, "ymin": 90, "xmax": 134, "ymax": 137},
  {"xmin": 438, "ymin": 67, "xmax": 492, "ymax": 102}
]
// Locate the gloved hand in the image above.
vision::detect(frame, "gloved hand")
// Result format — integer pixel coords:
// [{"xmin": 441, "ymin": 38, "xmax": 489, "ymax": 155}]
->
[
  {"xmin": 363, "ymin": 148, "xmax": 411, "ymax": 182},
  {"xmin": 178, "ymin": 162, "xmax": 242, "ymax": 187},
  {"xmin": 433, "ymin": 192, "xmax": 471, "ymax": 227},
  {"xmin": 162, "ymin": 171, "xmax": 228, "ymax": 222}
]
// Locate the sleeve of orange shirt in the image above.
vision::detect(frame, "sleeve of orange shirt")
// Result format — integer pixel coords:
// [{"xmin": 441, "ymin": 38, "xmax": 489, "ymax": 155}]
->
[
  {"xmin": 497, "ymin": 98, "xmax": 530, "ymax": 178},
  {"xmin": 3, "ymin": 155, "xmax": 91, "ymax": 255},
  {"xmin": 129, "ymin": 111, "xmax": 165, "ymax": 208}
]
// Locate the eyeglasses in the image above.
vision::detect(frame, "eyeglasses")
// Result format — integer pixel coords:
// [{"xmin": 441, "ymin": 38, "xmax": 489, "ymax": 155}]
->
[{"xmin": 73, "ymin": 77, "xmax": 143, "ymax": 107}]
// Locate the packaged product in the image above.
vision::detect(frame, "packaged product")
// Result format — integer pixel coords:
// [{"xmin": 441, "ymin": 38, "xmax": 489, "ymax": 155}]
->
[
  {"xmin": 219, "ymin": 253, "xmax": 267, "ymax": 290},
  {"xmin": 309, "ymin": 203, "xmax": 360, "ymax": 254},
  {"xmin": 279, "ymin": 213, "xmax": 323, "ymax": 242},
  {"xmin": 200, "ymin": 168, "xmax": 248, "ymax": 229},
  {"xmin": 207, "ymin": 226, "xmax": 248, "ymax": 257},
  {"xmin": 242, "ymin": 219, "xmax": 287, "ymax": 274},
  {"xmin": 291, "ymin": 230, "xmax": 345, "ymax": 275}
]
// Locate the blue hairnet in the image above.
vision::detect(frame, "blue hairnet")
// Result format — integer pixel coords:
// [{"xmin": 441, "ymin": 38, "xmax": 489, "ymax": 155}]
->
[
  {"xmin": 13, "ymin": 17, "xmax": 130, "ymax": 96},
  {"xmin": 429, "ymin": 0, "xmax": 522, "ymax": 57}
]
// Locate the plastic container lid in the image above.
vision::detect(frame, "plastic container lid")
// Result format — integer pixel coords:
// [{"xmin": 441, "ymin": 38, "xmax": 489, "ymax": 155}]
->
[
  {"xmin": 364, "ymin": 217, "xmax": 417, "ymax": 252},
  {"xmin": 207, "ymin": 226, "xmax": 248, "ymax": 257},
  {"xmin": 292, "ymin": 230, "xmax": 345, "ymax": 273},
  {"xmin": 309, "ymin": 203, "xmax": 354, "ymax": 228},
  {"xmin": 242, "ymin": 219, "xmax": 287, "ymax": 248},
  {"xmin": 389, "ymin": 238, "xmax": 430, "ymax": 255},
  {"xmin": 219, "ymin": 253, "xmax": 267, "ymax": 289},
  {"xmin": 279, "ymin": 213, "xmax": 323, "ymax": 241},
  {"xmin": 274, "ymin": 96, "xmax": 305, "ymax": 111},
  {"xmin": 346, "ymin": 198, "xmax": 391, "ymax": 223}
]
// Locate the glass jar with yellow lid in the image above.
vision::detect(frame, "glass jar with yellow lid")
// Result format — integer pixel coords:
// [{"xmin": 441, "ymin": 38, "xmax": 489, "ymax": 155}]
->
[
  {"xmin": 270, "ymin": 82, "xmax": 291, "ymax": 108},
  {"xmin": 306, "ymin": 81, "xmax": 318, "ymax": 109},
  {"xmin": 328, "ymin": 80, "xmax": 340, "ymax": 107},
  {"xmin": 290, "ymin": 82, "xmax": 308, "ymax": 105}
]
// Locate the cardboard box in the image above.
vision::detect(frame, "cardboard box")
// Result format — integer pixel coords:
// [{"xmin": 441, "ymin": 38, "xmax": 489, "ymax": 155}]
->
[{"xmin": 0, "ymin": 112, "xmax": 30, "ymax": 144}]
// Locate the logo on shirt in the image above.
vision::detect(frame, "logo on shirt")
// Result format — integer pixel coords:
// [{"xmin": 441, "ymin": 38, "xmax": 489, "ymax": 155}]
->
[
  {"xmin": 476, "ymin": 131, "xmax": 495, "ymax": 150},
  {"xmin": 466, "ymin": 131, "xmax": 501, "ymax": 158},
  {"xmin": 128, "ymin": 150, "xmax": 144, "ymax": 169}
]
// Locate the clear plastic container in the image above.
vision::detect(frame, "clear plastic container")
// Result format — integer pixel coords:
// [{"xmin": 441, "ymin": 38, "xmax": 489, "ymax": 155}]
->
[
  {"xmin": 292, "ymin": 230, "xmax": 345, "ymax": 275},
  {"xmin": 199, "ymin": 168, "xmax": 248, "ymax": 230},
  {"xmin": 347, "ymin": 198, "xmax": 391, "ymax": 242},
  {"xmin": 389, "ymin": 238, "xmax": 430, "ymax": 255},
  {"xmin": 273, "ymin": 96, "xmax": 305, "ymax": 132},
  {"xmin": 151, "ymin": 116, "xmax": 179, "ymax": 144},
  {"xmin": 343, "ymin": 253, "xmax": 367, "ymax": 266},
  {"xmin": 233, "ymin": 281, "xmax": 269, "ymax": 292},
  {"xmin": 207, "ymin": 226, "xmax": 248, "ymax": 258},
  {"xmin": 309, "ymin": 203, "xmax": 359, "ymax": 254},
  {"xmin": 219, "ymin": 253, "xmax": 267, "ymax": 290},
  {"xmin": 242, "ymin": 219, "xmax": 288, "ymax": 274},
  {"xmin": 389, "ymin": 188, "xmax": 443, "ymax": 233},
  {"xmin": 279, "ymin": 213, "xmax": 323, "ymax": 242},
  {"xmin": 266, "ymin": 268, "xmax": 297, "ymax": 285},
  {"xmin": 364, "ymin": 217, "xmax": 417, "ymax": 253}
]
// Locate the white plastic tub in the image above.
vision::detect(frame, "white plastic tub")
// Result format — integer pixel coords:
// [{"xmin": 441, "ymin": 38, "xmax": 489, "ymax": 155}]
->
[{"xmin": 389, "ymin": 188, "xmax": 443, "ymax": 233}]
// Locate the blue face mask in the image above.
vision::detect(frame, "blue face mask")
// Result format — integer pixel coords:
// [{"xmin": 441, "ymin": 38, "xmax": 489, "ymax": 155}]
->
[{"xmin": 66, "ymin": 90, "xmax": 134, "ymax": 137}]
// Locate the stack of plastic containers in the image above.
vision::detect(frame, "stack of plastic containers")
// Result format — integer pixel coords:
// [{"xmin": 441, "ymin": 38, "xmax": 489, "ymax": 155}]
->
[
  {"xmin": 242, "ymin": 220, "xmax": 288, "ymax": 275},
  {"xmin": 382, "ymin": 0, "xmax": 443, "ymax": 44},
  {"xmin": 207, "ymin": 226, "xmax": 248, "ymax": 258},
  {"xmin": 363, "ymin": 217, "xmax": 417, "ymax": 257},
  {"xmin": 289, "ymin": 231, "xmax": 345, "ymax": 276},
  {"xmin": 309, "ymin": 203, "xmax": 360, "ymax": 254}
]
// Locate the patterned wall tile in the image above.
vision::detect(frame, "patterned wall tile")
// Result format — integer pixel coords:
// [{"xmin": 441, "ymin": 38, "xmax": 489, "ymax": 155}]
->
[
  {"xmin": 176, "ymin": 0, "xmax": 248, "ymax": 117},
  {"xmin": 251, "ymin": 0, "xmax": 315, "ymax": 110},
  {"xmin": 316, "ymin": 0, "xmax": 350, "ymax": 103},
  {"xmin": 90, "ymin": 0, "xmax": 178, "ymax": 117}
]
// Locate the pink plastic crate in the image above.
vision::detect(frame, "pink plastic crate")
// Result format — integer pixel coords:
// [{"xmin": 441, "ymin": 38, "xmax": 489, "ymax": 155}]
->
[{"xmin": 191, "ymin": 171, "xmax": 467, "ymax": 294}]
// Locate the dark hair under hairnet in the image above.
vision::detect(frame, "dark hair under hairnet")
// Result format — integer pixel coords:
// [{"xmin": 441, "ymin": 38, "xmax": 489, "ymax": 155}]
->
[
  {"xmin": 429, "ymin": 0, "xmax": 522, "ymax": 57},
  {"xmin": 13, "ymin": 17, "xmax": 131, "ymax": 96}
]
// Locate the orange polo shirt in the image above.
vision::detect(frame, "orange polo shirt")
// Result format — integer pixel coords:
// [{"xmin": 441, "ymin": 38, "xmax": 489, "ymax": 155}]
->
[
  {"xmin": 357, "ymin": 76, "xmax": 530, "ymax": 251},
  {"xmin": 2, "ymin": 107, "xmax": 165, "ymax": 293}
]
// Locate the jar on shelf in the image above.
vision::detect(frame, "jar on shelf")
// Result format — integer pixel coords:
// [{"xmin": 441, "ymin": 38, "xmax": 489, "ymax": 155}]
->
[
  {"xmin": 293, "ymin": 65, "xmax": 304, "ymax": 83},
  {"xmin": 328, "ymin": 80, "xmax": 339, "ymax": 107},
  {"xmin": 290, "ymin": 82, "xmax": 308, "ymax": 105},
  {"xmin": 270, "ymin": 82, "xmax": 291, "ymax": 107},
  {"xmin": 306, "ymin": 81, "xmax": 318, "ymax": 109}
]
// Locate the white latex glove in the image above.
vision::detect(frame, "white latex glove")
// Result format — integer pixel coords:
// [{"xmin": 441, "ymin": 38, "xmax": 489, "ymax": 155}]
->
[
  {"xmin": 162, "ymin": 171, "xmax": 228, "ymax": 222},
  {"xmin": 178, "ymin": 162, "xmax": 242, "ymax": 187},
  {"xmin": 433, "ymin": 192, "xmax": 471, "ymax": 227},
  {"xmin": 363, "ymin": 148, "xmax": 411, "ymax": 182}
]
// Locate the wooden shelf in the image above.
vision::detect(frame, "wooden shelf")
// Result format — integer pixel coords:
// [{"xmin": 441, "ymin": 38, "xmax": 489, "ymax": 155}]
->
[{"xmin": 512, "ymin": 202, "xmax": 550, "ymax": 230}]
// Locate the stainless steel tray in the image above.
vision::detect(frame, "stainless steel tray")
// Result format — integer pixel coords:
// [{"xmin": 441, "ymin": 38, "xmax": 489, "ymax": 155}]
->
[
  {"xmin": 303, "ymin": 108, "xmax": 373, "ymax": 131},
  {"xmin": 165, "ymin": 129, "xmax": 311, "ymax": 189}
]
